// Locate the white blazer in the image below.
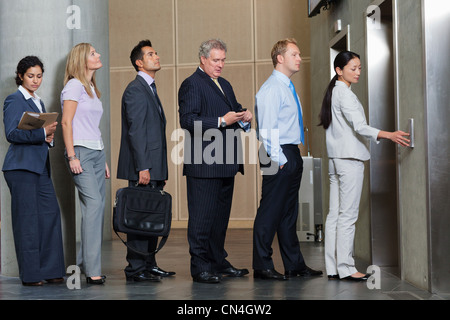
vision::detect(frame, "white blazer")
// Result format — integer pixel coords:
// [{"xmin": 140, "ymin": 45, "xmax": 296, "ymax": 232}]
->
[{"xmin": 326, "ymin": 81, "xmax": 380, "ymax": 161}]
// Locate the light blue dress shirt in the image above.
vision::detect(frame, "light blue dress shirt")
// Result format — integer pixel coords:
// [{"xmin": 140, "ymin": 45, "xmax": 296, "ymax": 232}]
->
[
  {"xmin": 255, "ymin": 70, "xmax": 303, "ymax": 166},
  {"xmin": 138, "ymin": 71, "xmax": 155, "ymax": 91}
]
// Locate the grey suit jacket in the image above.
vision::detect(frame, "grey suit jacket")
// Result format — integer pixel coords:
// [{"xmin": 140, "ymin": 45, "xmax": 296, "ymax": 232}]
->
[{"xmin": 117, "ymin": 75, "xmax": 168, "ymax": 181}]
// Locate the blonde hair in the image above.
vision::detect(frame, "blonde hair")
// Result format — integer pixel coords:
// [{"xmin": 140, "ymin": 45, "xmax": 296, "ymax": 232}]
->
[
  {"xmin": 64, "ymin": 43, "xmax": 101, "ymax": 98},
  {"xmin": 271, "ymin": 38, "xmax": 297, "ymax": 68}
]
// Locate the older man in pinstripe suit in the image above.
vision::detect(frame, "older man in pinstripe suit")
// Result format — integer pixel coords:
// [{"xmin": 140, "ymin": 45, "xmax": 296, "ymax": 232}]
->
[{"xmin": 178, "ymin": 39, "xmax": 252, "ymax": 283}]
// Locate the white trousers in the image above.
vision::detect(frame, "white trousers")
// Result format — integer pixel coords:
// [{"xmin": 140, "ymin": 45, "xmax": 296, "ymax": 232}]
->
[{"xmin": 324, "ymin": 158, "xmax": 364, "ymax": 278}]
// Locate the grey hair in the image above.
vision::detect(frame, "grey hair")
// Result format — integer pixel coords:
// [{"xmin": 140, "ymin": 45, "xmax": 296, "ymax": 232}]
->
[{"xmin": 198, "ymin": 39, "xmax": 227, "ymax": 60}]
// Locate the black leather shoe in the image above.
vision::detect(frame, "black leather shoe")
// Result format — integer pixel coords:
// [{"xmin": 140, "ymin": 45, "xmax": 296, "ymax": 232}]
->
[
  {"xmin": 149, "ymin": 266, "xmax": 176, "ymax": 277},
  {"xmin": 45, "ymin": 278, "xmax": 64, "ymax": 284},
  {"xmin": 127, "ymin": 271, "xmax": 161, "ymax": 282},
  {"xmin": 342, "ymin": 274, "xmax": 370, "ymax": 282},
  {"xmin": 217, "ymin": 267, "xmax": 249, "ymax": 277},
  {"xmin": 86, "ymin": 277, "xmax": 105, "ymax": 285},
  {"xmin": 327, "ymin": 274, "xmax": 340, "ymax": 280},
  {"xmin": 193, "ymin": 271, "xmax": 220, "ymax": 284},
  {"xmin": 254, "ymin": 269, "xmax": 287, "ymax": 280},
  {"xmin": 22, "ymin": 281, "xmax": 44, "ymax": 286},
  {"xmin": 285, "ymin": 266, "xmax": 323, "ymax": 278}
]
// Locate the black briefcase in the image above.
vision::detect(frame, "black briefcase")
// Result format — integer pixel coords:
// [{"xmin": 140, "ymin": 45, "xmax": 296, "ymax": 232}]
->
[{"xmin": 113, "ymin": 186, "xmax": 172, "ymax": 256}]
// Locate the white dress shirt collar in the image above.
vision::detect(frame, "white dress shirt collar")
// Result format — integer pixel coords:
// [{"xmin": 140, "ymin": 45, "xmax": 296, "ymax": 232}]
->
[
  {"xmin": 18, "ymin": 85, "xmax": 43, "ymax": 112},
  {"xmin": 138, "ymin": 71, "xmax": 155, "ymax": 88},
  {"xmin": 19, "ymin": 85, "xmax": 41, "ymax": 101}
]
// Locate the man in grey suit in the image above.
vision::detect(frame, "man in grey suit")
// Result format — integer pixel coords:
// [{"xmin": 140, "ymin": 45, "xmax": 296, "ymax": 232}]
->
[
  {"xmin": 117, "ymin": 39, "xmax": 175, "ymax": 282},
  {"xmin": 178, "ymin": 39, "xmax": 252, "ymax": 283}
]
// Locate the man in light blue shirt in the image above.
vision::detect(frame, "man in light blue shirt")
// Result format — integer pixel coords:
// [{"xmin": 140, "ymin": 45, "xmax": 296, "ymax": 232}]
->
[
  {"xmin": 253, "ymin": 39, "xmax": 322, "ymax": 280},
  {"xmin": 255, "ymin": 69, "xmax": 302, "ymax": 167}
]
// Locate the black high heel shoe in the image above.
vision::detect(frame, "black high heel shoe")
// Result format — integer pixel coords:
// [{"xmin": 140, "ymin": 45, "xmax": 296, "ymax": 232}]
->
[
  {"xmin": 86, "ymin": 276, "xmax": 105, "ymax": 284},
  {"xmin": 341, "ymin": 274, "xmax": 370, "ymax": 282}
]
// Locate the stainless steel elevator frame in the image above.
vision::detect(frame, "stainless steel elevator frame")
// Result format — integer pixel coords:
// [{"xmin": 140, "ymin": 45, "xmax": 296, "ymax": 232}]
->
[
  {"xmin": 422, "ymin": 0, "xmax": 450, "ymax": 295},
  {"xmin": 366, "ymin": 0, "xmax": 400, "ymax": 269}
]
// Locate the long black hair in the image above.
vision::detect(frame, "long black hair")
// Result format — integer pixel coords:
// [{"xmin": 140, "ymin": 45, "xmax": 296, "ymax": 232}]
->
[{"xmin": 318, "ymin": 51, "xmax": 360, "ymax": 129}]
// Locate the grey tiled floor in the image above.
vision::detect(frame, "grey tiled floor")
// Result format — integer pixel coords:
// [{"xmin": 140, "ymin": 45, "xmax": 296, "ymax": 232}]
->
[{"xmin": 0, "ymin": 229, "xmax": 447, "ymax": 301}]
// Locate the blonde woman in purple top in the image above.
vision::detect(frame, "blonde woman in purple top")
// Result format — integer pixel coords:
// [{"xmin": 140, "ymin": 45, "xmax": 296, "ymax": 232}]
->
[{"xmin": 61, "ymin": 43, "xmax": 110, "ymax": 285}]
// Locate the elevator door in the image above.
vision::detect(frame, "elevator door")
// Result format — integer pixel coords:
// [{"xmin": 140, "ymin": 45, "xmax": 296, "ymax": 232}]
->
[{"xmin": 366, "ymin": 0, "xmax": 399, "ymax": 269}]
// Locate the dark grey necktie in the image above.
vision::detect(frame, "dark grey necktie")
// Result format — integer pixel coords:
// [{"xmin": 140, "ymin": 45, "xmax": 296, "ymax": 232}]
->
[{"xmin": 150, "ymin": 82, "xmax": 162, "ymax": 115}]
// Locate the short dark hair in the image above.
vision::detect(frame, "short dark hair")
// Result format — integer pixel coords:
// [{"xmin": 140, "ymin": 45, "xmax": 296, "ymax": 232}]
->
[
  {"xmin": 15, "ymin": 56, "xmax": 44, "ymax": 86},
  {"xmin": 130, "ymin": 40, "xmax": 152, "ymax": 71}
]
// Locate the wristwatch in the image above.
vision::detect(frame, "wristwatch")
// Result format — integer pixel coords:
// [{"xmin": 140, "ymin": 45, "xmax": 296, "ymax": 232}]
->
[
  {"xmin": 220, "ymin": 117, "xmax": 227, "ymax": 128},
  {"xmin": 67, "ymin": 155, "xmax": 78, "ymax": 161}
]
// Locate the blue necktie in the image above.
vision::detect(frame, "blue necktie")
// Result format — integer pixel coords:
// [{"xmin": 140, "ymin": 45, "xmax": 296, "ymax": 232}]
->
[{"xmin": 289, "ymin": 81, "xmax": 305, "ymax": 144}]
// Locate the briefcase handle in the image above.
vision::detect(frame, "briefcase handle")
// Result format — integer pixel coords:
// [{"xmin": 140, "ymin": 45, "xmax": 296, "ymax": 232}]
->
[{"xmin": 114, "ymin": 229, "xmax": 168, "ymax": 257}]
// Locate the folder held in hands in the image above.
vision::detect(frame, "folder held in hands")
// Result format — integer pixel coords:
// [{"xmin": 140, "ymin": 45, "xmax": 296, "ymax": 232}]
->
[{"xmin": 18, "ymin": 112, "xmax": 59, "ymax": 130}]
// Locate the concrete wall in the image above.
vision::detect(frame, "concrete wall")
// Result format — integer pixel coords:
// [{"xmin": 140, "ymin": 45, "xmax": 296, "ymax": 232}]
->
[{"xmin": 0, "ymin": 0, "xmax": 110, "ymax": 277}]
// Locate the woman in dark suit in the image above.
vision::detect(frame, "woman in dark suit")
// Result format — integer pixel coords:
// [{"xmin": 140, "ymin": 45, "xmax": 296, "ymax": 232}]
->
[{"xmin": 2, "ymin": 56, "xmax": 65, "ymax": 286}]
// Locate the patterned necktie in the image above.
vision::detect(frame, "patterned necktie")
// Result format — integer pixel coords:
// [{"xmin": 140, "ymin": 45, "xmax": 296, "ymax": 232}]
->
[{"xmin": 289, "ymin": 81, "xmax": 305, "ymax": 144}]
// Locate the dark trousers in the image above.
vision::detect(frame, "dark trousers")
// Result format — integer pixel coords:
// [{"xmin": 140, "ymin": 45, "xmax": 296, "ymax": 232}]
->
[
  {"xmin": 124, "ymin": 180, "xmax": 164, "ymax": 277},
  {"xmin": 186, "ymin": 176, "xmax": 234, "ymax": 277},
  {"xmin": 253, "ymin": 145, "xmax": 306, "ymax": 271},
  {"xmin": 4, "ymin": 165, "xmax": 65, "ymax": 283}
]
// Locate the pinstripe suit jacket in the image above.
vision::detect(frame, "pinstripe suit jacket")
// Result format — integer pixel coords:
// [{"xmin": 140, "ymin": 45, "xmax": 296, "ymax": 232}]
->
[{"xmin": 178, "ymin": 67, "xmax": 244, "ymax": 178}]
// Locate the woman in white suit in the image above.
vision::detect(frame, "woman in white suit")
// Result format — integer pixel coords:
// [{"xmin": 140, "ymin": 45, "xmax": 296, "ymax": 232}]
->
[{"xmin": 319, "ymin": 51, "xmax": 410, "ymax": 281}]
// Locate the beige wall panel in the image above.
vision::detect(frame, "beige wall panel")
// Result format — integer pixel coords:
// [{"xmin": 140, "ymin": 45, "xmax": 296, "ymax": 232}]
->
[
  {"xmin": 175, "ymin": 66, "xmax": 194, "ymax": 222},
  {"xmin": 177, "ymin": 66, "xmax": 197, "ymax": 88},
  {"xmin": 154, "ymin": 68, "xmax": 179, "ymax": 219},
  {"xmin": 110, "ymin": 0, "xmax": 312, "ymax": 228},
  {"xmin": 175, "ymin": 66, "xmax": 193, "ymax": 222},
  {"xmin": 220, "ymin": 64, "xmax": 258, "ymax": 220},
  {"xmin": 109, "ymin": 0, "xmax": 175, "ymax": 67},
  {"xmin": 255, "ymin": 0, "xmax": 310, "ymax": 61},
  {"xmin": 177, "ymin": 170, "xmax": 189, "ymax": 221},
  {"xmin": 231, "ymin": 164, "xmax": 258, "ymax": 220},
  {"xmin": 254, "ymin": 62, "xmax": 273, "ymax": 204},
  {"xmin": 220, "ymin": 64, "xmax": 255, "ymax": 115},
  {"xmin": 176, "ymin": 0, "xmax": 254, "ymax": 64},
  {"xmin": 255, "ymin": 62, "xmax": 274, "ymax": 88}
]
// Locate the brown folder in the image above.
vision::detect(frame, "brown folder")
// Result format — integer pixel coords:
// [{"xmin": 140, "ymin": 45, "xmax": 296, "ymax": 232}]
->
[{"xmin": 18, "ymin": 112, "xmax": 59, "ymax": 130}]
